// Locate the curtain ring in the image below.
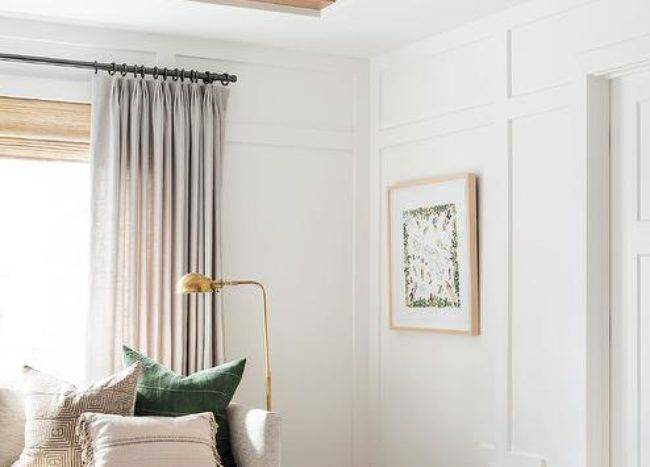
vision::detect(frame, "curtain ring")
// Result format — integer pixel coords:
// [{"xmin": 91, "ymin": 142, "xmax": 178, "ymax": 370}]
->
[
  {"xmin": 204, "ymin": 71, "xmax": 211, "ymax": 84},
  {"xmin": 179, "ymin": 68, "xmax": 185, "ymax": 82},
  {"xmin": 193, "ymin": 70, "xmax": 198, "ymax": 83},
  {"xmin": 162, "ymin": 67, "xmax": 168, "ymax": 81},
  {"xmin": 108, "ymin": 62, "xmax": 116, "ymax": 76},
  {"xmin": 153, "ymin": 66, "xmax": 159, "ymax": 79},
  {"xmin": 120, "ymin": 63, "xmax": 128, "ymax": 77},
  {"xmin": 220, "ymin": 73, "xmax": 231, "ymax": 86},
  {"xmin": 140, "ymin": 66, "xmax": 146, "ymax": 79},
  {"xmin": 93, "ymin": 61, "xmax": 98, "ymax": 74},
  {"xmin": 132, "ymin": 64, "xmax": 138, "ymax": 79},
  {"xmin": 172, "ymin": 68, "xmax": 180, "ymax": 81}
]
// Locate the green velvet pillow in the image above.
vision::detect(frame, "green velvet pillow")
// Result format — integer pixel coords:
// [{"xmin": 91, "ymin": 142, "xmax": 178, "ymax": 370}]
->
[{"xmin": 122, "ymin": 346, "xmax": 246, "ymax": 467}]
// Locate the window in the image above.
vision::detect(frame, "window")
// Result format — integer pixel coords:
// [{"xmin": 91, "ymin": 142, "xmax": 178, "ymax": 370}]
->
[{"xmin": 0, "ymin": 97, "xmax": 90, "ymax": 385}]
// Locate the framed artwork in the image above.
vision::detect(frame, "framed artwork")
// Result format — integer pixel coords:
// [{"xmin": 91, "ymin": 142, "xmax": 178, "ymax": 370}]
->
[{"xmin": 388, "ymin": 173, "xmax": 479, "ymax": 334}]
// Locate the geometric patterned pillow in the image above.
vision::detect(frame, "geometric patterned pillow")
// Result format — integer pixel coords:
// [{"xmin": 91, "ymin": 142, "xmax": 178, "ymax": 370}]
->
[{"xmin": 18, "ymin": 363, "xmax": 140, "ymax": 467}]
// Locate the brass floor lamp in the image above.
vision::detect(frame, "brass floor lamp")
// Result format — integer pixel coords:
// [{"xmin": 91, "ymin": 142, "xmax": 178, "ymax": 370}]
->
[{"xmin": 177, "ymin": 273, "xmax": 272, "ymax": 411}]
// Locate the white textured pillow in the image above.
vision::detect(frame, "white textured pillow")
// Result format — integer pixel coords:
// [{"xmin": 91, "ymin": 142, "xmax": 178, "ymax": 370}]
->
[
  {"xmin": 76, "ymin": 412, "xmax": 222, "ymax": 467},
  {"xmin": 0, "ymin": 386, "xmax": 25, "ymax": 467}
]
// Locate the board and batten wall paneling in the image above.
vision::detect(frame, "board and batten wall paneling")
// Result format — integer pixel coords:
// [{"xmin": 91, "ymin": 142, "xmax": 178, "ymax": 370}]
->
[
  {"xmin": 370, "ymin": 1, "xmax": 650, "ymax": 466},
  {"xmin": 222, "ymin": 143, "xmax": 354, "ymax": 467},
  {"xmin": 510, "ymin": 107, "xmax": 582, "ymax": 466},
  {"xmin": 639, "ymin": 99, "xmax": 650, "ymax": 221},
  {"xmin": 641, "ymin": 255, "xmax": 650, "ymax": 463},
  {"xmin": 174, "ymin": 55, "xmax": 355, "ymax": 132},
  {"xmin": 378, "ymin": 125, "xmax": 499, "ymax": 467},
  {"xmin": 378, "ymin": 37, "xmax": 499, "ymax": 130},
  {"xmin": 0, "ymin": 16, "xmax": 369, "ymax": 467},
  {"xmin": 508, "ymin": 0, "xmax": 650, "ymax": 98},
  {"xmin": 508, "ymin": 2, "xmax": 591, "ymax": 96}
]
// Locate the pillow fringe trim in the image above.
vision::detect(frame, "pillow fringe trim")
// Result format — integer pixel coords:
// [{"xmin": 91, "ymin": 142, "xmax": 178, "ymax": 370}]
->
[
  {"xmin": 207, "ymin": 412, "xmax": 224, "ymax": 467},
  {"xmin": 77, "ymin": 414, "xmax": 95, "ymax": 466}
]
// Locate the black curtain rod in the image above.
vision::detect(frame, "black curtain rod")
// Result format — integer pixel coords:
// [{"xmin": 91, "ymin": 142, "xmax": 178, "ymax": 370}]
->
[{"xmin": 0, "ymin": 52, "xmax": 237, "ymax": 85}]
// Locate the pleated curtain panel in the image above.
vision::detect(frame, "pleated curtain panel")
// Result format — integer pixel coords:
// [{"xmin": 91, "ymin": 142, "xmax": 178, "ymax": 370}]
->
[{"xmin": 87, "ymin": 75, "xmax": 229, "ymax": 381}]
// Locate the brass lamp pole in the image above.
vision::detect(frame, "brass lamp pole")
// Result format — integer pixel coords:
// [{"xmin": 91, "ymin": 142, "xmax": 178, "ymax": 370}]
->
[{"xmin": 176, "ymin": 273, "xmax": 272, "ymax": 411}]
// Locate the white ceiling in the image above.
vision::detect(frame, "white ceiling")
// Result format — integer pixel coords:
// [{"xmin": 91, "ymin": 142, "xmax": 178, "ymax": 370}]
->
[{"xmin": 0, "ymin": 0, "xmax": 526, "ymax": 57}]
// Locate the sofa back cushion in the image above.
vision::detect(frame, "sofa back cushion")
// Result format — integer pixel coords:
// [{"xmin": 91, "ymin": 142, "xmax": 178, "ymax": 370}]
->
[{"xmin": 0, "ymin": 386, "xmax": 25, "ymax": 466}]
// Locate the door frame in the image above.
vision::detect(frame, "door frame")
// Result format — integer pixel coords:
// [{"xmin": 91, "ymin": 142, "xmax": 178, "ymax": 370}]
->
[{"xmin": 577, "ymin": 36, "xmax": 650, "ymax": 467}]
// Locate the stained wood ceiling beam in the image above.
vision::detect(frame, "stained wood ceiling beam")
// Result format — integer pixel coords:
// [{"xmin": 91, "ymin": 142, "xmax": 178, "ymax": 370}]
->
[
  {"xmin": 252, "ymin": 0, "xmax": 334, "ymax": 10},
  {"xmin": 190, "ymin": 0, "xmax": 336, "ymax": 13}
]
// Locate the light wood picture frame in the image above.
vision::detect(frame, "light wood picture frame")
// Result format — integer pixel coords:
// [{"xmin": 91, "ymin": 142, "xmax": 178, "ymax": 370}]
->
[{"xmin": 388, "ymin": 173, "xmax": 479, "ymax": 335}]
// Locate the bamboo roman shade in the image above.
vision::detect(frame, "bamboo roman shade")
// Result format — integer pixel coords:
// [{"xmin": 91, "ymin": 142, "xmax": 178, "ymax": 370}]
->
[{"xmin": 0, "ymin": 96, "xmax": 90, "ymax": 161}]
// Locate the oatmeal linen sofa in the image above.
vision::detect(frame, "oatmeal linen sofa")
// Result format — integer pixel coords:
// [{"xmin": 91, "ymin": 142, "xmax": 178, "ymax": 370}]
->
[{"xmin": 0, "ymin": 386, "xmax": 281, "ymax": 467}]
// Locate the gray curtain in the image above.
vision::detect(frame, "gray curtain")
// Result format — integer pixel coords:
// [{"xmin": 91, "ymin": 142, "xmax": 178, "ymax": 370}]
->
[{"xmin": 87, "ymin": 75, "xmax": 228, "ymax": 381}]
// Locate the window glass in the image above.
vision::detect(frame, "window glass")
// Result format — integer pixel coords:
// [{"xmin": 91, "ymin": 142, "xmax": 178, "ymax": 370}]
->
[{"xmin": 0, "ymin": 157, "xmax": 90, "ymax": 386}]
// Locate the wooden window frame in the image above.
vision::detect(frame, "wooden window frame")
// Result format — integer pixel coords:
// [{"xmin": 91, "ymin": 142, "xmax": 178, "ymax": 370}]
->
[{"xmin": 0, "ymin": 96, "xmax": 90, "ymax": 162}]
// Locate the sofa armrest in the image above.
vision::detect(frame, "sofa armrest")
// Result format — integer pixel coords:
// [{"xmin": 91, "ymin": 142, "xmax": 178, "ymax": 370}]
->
[{"xmin": 227, "ymin": 403, "xmax": 281, "ymax": 467}]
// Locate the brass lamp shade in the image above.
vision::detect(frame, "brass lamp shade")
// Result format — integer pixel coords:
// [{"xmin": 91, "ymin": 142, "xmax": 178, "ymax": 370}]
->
[{"xmin": 176, "ymin": 273, "xmax": 216, "ymax": 294}]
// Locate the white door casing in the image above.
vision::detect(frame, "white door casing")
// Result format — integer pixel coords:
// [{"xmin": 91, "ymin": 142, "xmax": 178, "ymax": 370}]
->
[{"xmin": 610, "ymin": 70, "xmax": 650, "ymax": 467}]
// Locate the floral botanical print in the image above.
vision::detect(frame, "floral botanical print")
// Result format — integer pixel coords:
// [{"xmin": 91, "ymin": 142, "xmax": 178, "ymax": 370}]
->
[{"xmin": 402, "ymin": 203, "xmax": 460, "ymax": 308}]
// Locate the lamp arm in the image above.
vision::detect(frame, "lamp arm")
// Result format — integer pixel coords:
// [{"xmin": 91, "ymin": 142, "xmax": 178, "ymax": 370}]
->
[{"xmin": 217, "ymin": 280, "xmax": 272, "ymax": 412}]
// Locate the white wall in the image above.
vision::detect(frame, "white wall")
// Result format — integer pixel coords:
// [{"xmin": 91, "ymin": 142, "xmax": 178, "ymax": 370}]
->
[
  {"xmin": 369, "ymin": 1, "xmax": 650, "ymax": 466},
  {"xmin": 12, "ymin": 1, "xmax": 650, "ymax": 465},
  {"xmin": 0, "ymin": 17, "xmax": 370, "ymax": 467}
]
